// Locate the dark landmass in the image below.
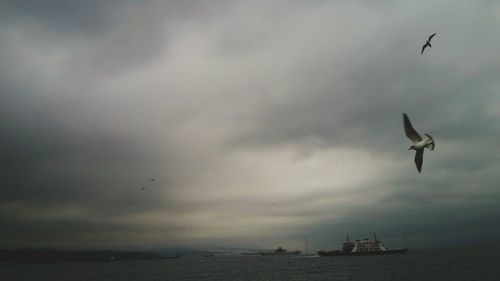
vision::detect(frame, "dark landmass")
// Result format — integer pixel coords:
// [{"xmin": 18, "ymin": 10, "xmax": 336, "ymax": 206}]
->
[
  {"xmin": 152, "ymin": 249, "xmax": 214, "ymax": 257},
  {"xmin": 0, "ymin": 249, "xmax": 165, "ymax": 264},
  {"xmin": 150, "ymin": 247, "xmax": 262, "ymax": 257}
]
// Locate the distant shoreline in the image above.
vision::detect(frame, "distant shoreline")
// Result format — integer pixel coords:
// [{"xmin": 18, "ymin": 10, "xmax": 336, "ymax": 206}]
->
[{"xmin": 0, "ymin": 249, "xmax": 165, "ymax": 264}]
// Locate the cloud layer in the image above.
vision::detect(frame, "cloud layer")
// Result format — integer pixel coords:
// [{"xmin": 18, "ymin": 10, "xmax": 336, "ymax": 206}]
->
[{"xmin": 1, "ymin": 0, "xmax": 500, "ymax": 250}]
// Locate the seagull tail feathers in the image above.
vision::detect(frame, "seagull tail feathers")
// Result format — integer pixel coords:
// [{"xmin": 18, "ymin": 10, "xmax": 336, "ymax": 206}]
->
[{"xmin": 424, "ymin": 134, "xmax": 435, "ymax": 151}]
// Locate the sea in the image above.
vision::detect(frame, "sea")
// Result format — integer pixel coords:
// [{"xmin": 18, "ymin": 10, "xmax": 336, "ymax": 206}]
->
[{"xmin": 1, "ymin": 248, "xmax": 498, "ymax": 281}]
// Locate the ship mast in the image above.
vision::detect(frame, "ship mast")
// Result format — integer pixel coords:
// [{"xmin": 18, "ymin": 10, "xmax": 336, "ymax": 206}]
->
[{"xmin": 305, "ymin": 235, "xmax": 309, "ymax": 255}]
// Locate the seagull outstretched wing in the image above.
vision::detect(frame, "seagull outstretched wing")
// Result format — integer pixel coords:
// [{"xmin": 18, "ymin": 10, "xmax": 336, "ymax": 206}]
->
[
  {"xmin": 421, "ymin": 33, "xmax": 436, "ymax": 54},
  {"xmin": 414, "ymin": 148, "xmax": 424, "ymax": 173},
  {"xmin": 403, "ymin": 113, "xmax": 422, "ymax": 143},
  {"xmin": 421, "ymin": 42, "xmax": 430, "ymax": 54}
]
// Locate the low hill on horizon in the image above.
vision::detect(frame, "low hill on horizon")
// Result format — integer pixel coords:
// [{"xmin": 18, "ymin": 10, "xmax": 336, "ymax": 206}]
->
[{"xmin": 0, "ymin": 249, "xmax": 164, "ymax": 264}]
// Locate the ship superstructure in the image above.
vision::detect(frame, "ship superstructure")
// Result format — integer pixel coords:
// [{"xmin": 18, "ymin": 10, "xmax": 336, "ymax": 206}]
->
[
  {"xmin": 318, "ymin": 233, "xmax": 407, "ymax": 256},
  {"xmin": 259, "ymin": 247, "xmax": 301, "ymax": 256}
]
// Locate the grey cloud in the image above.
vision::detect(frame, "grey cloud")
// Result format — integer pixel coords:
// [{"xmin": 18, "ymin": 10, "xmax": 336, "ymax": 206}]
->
[{"xmin": 0, "ymin": 0, "xmax": 120, "ymax": 34}]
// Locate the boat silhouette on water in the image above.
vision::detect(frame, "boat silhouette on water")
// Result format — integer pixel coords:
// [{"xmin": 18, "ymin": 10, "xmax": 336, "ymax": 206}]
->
[
  {"xmin": 318, "ymin": 233, "xmax": 408, "ymax": 256},
  {"xmin": 259, "ymin": 247, "xmax": 301, "ymax": 256}
]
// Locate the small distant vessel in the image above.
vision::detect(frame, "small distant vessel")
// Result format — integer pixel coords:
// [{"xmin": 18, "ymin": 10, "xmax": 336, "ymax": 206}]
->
[
  {"xmin": 318, "ymin": 233, "xmax": 408, "ymax": 256},
  {"xmin": 259, "ymin": 247, "xmax": 301, "ymax": 256}
]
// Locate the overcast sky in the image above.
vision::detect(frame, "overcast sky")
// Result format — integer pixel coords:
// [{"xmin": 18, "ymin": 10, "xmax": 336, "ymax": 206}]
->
[{"xmin": 1, "ymin": 0, "xmax": 500, "ymax": 251}]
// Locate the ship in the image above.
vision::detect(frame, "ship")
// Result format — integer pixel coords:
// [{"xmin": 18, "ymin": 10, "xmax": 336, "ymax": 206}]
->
[
  {"xmin": 259, "ymin": 247, "xmax": 301, "ymax": 256},
  {"xmin": 318, "ymin": 233, "xmax": 408, "ymax": 256}
]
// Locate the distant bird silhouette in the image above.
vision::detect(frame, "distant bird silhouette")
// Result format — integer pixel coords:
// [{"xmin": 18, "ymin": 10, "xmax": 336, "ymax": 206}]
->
[
  {"xmin": 149, "ymin": 179, "xmax": 155, "ymax": 182},
  {"xmin": 403, "ymin": 113, "xmax": 435, "ymax": 173},
  {"xmin": 421, "ymin": 33, "xmax": 436, "ymax": 54},
  {"xmin": 141, "ymin": 186, "xmax": 146, "ymax": 190}
]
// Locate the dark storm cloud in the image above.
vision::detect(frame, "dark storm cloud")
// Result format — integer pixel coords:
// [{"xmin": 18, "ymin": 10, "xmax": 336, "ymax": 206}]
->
[
  {"xmin": 0, "ymin": 0, "xmax": 228, "ymax": 75},
  {"xmin": 0, "ymin": 0, "xmax": 118, "ymax": 34},
  {"xmin": 0, "ymin": 0, "xmax": 188, "ymax": 247},
  {"xmin": 0, "ymin": 55, "xmax": 169, "ymax": 210}
]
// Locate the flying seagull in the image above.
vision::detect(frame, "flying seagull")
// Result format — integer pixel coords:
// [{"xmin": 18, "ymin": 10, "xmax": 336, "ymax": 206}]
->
[
  {"xmin": 403, "ymin": 113, "xmax": 435, "ymax": 173},
  {"xmin": 149, "ymin": 179, "xmax": 155, "ymax": 182},
  {"xmin": 421, "ymin": 33, "xmax": 437, "ymax": 54},
  {"xmin": 141, "ymin": 186, "xmax": 146, "ymax": 190}
]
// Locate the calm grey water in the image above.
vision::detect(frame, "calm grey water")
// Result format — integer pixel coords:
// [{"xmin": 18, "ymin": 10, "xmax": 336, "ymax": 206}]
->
[{"xmin": 1, "ymin": 249, "xmax": 499, "ymax": 281}]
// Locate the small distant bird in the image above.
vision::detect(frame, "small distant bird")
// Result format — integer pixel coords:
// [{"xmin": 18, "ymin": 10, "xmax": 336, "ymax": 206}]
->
[
  {"xmin": 141, "ymin": 186, "xmax": 146, "ymax": 190},
  {"xmin": 149, "ymin": 179, "xmax": 155, "ymax": 182},
  {"xmin": 403, "ymin": 113, "xmax": 435, "ymax": 173},
  {"xmin": 421, "ymin": 33, "xmax": 437, "ymax": 54}
]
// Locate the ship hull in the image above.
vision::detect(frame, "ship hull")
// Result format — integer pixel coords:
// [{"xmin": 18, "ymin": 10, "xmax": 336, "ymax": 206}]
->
[{"xmin": 318, "ymin": 248, "xmax": 408, "ymax": 257}]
